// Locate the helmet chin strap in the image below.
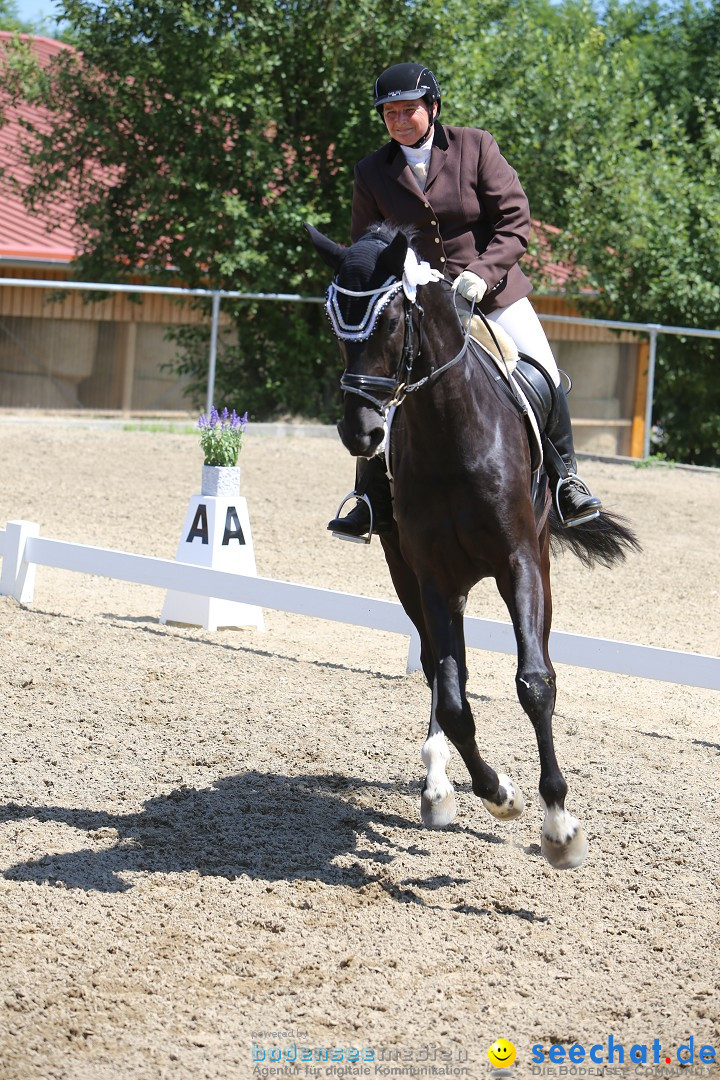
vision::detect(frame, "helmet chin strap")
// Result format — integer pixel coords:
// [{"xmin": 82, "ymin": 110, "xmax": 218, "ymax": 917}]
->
[
  {"xmin": 408, "ymin": 101, "xmax": 437, "ymax": 149},
  {"xmin": 391, "ymin": 116, "xmax": 434, "ymax": 151},
  {"xmin": 410, "ymin": 117, "xmax": 435, "ymax": 149}
]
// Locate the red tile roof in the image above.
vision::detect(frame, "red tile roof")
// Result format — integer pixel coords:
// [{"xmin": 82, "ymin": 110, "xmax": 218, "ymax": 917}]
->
[
  {"xmin": 0, "ymin": 33, "xmax": 578, "ymax": 290},
  {"xmin": 528, "ymin": 219, "xmax": 578, "ymax": 292},
  {"xmin": 0, "ymin": 32, "xmax": 77, "ymax": 264}
]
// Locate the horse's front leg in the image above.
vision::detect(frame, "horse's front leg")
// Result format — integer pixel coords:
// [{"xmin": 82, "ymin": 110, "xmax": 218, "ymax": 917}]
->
[
  {"xmin": 420, "ymin": 710, "xmax": 456, "ymax": 828},
  {"xmin": 379, "ymin": 537, "xmax": 456, "ymax": 827},
  {"xmin": 422, "ymin": 588, "xmax": 525, "ymax": 825},
  {"xmin": 497, "ymin": 539, "xmax": 588, "ymax": 870}
]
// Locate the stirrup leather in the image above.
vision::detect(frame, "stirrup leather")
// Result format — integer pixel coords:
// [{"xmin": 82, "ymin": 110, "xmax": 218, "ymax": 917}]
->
[
  {"xmin": 553, "ymin": 474, "xmax": 601, "ymax": 528},
  {"xmin": 330, "ymin": 492, "xmax": 374, "ymax": 545}
]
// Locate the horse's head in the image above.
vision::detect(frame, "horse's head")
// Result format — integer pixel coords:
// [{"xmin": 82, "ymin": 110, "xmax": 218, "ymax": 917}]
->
[{"xmin": 307, "ymin": 222, "xmax": 417, "ymax": 457}]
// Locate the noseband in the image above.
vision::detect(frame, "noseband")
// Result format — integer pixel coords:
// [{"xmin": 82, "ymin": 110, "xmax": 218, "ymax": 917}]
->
[{"xmin": 325, "ymin": 251, "xmax": 472, "ymax": 417}]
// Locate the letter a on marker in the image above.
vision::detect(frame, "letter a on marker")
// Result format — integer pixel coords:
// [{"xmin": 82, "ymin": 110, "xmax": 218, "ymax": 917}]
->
[
  {"xmin": 222, "ymin": 507, "xmax": 246, "ymax": 546},
  {"xmin": 186, "ymin": 504, "xmax": 209, "ymax": 544}
]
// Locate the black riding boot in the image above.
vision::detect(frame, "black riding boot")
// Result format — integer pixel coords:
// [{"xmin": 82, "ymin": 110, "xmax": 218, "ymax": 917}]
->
[
  {"xmin": 544, "ymin": 384, "xmax": 602, "ymax": 527},
  {"xmin": 327, "ymin": 455, "xmax": 394, "ymax": 539}
]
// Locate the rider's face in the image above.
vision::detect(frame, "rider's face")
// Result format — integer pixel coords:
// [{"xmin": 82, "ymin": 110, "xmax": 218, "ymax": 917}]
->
[{"xmin": 382, "ymin": 98, "xmax": 435, "ymax": 146}]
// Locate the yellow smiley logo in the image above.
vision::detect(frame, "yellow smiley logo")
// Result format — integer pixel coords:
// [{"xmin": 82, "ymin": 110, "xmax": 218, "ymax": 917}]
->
[{"xmin": 488, "ymin": 1038, "xmax": 517, "ymax": 1068}]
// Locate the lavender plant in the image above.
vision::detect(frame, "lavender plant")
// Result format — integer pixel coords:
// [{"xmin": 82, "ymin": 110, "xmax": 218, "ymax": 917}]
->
[{"xmin": 198, "ymin": 407, "xmax": 248, "ymax": 467}]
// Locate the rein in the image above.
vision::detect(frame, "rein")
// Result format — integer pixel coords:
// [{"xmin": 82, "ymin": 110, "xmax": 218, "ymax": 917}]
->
[{"xmin": 392, "ymin": 291, "xmax": 474, "ymax": 405}]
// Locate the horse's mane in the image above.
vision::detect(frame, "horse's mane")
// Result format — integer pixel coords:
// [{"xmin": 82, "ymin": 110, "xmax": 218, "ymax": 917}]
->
[{"xmin": 358, "ymin": 221, "xmax": 420, "ymax": 250}]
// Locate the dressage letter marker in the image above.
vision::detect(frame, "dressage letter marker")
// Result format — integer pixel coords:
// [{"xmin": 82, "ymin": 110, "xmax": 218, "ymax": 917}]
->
[{"xmin": 160, "ymin": 490, "xmax": 263, "ymax": 632}]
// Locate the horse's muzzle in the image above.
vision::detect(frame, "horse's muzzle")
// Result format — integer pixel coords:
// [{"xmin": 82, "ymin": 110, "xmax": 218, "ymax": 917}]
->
[{"xmin": 337, "ymin": 415, "xmax": 384, "ymax": 457}]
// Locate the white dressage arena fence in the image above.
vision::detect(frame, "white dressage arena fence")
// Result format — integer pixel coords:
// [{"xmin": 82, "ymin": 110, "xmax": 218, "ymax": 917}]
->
[{"xmin": 1, "ymin": 519, "xmax": 718, "ymax": 692}]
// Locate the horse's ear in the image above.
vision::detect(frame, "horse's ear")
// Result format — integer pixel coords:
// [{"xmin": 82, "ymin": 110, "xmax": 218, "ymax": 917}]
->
[
  {"xmin": 305, "ymin": 223, "xmax": 344, "ymax": 271},
  {"xmin": 376, "ymin": 230, "xmax": 408, "ymax": 279}
]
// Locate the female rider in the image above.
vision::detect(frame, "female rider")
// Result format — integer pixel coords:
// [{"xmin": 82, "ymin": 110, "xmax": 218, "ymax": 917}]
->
[{"xmin": 329, "ymin": 62, "xmax": 601, "ymax": 537}]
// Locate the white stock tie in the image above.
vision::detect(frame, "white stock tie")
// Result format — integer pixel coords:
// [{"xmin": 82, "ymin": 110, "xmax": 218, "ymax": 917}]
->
[{"xmin": 410, "ymin": 160, "xmax": 428, "ymax": 190}]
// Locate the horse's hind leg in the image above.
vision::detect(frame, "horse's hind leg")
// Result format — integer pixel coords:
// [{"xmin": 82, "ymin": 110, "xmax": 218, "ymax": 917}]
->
[
  {"xmin": 448, "ymin": 609, "xmax": 526, "ymax": 821},
  {"xmin": 422, "ymin": 594, "xmax": 525, "ymax": 824},
  {"xmin": 498, "ymin": 543, "xmax": 588, "ymax": 870}
]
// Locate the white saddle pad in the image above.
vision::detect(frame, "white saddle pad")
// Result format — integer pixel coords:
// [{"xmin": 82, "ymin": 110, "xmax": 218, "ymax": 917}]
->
[{"xmin": 459, "ymin": 311, "xmax": 518, "ymax": 376}]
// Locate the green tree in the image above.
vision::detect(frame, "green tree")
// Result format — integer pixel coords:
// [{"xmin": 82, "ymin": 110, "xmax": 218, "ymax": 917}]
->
[
  {"xmin": 1, "ymin": 0, "xmax": 466, "ymax": 419},
  {"xmin": 447, "ymin": 0, "xmax": 720, "ymax": 464},
  {"xmin": 1, "ymin": 0, "xmax": 70, "ymax": 35},
  {"xmin": 1, "ymin": 0, "xmax": 32, "ymax": 31},
  {"xmin": 618, "ymin": 0, "xmax": 720, "ymax": 140},
  {"xmin": 4, "ymin": 0, "xmax": 719, "ymax": 459}
]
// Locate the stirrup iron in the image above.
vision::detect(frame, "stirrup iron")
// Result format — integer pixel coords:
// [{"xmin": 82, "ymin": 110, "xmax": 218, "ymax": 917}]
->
[
  {"xmin": 330, "ymin": 492, "xmax": 374, "ymax": 545},
  {"xmin": 553, "ymin": 474, "xmax": 601, "ymax": 528}
]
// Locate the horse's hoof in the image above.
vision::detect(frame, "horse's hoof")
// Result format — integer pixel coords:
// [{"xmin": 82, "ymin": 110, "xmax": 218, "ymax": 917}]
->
[
  {"xmin": 481, "ymin": 773, "xmax": 525, "ymax": 820},
  {"xmin": 420, "ymin": 790, "xmax": 457, "ymax": 829},
  {"xmin": 541, "ymin": 807, "xmax": 589, "ymax": 870}
]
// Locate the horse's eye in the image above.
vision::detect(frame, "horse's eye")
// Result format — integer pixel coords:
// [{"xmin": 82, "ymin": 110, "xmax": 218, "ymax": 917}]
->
[{"xmin": 386, "ymin": 314, "xmax": 401, "ymax": 334}]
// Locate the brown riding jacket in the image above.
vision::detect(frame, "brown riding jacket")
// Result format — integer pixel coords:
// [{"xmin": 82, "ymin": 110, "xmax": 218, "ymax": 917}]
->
[{"xmin": 351, "ymin": 121, "xmax": 533, "ymax": 314}]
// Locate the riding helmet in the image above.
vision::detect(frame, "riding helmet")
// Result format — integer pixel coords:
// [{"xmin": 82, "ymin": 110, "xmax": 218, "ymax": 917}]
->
[{"xmin": 373, "ymin": 63, "xmax": 442, "ymax": 115}]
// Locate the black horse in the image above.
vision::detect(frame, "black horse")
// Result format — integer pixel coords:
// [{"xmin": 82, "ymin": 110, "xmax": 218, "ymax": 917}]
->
[{"xmin": 308, "ymin": 221, "xmax": 639, "ymax": 870}]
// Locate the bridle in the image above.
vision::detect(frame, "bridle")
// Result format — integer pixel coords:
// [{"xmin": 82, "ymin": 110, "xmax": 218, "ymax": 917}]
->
[
  {"xmin": 325, "ymin": 260, "xmax": 474, "ymax": 418},
  {"xmin": 337, "ymin": 290, "xmax": 423, "ymax": 411}
]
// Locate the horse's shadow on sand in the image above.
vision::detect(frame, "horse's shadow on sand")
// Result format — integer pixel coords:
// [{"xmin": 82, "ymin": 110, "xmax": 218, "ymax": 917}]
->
[{"xmin": 0, "ymin": 771, "xmax": 545, "ymax": 919}]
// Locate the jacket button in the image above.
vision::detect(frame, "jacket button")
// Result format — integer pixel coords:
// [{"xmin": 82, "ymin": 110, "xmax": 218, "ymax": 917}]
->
[
  {"xmin": 440, "ymin": 257, "xmax": 446, "ymax": 263},
  {"xmin": 430, "ymin": 220, "xmax": 437, "ymax": 225},
  {"xmin": 424, "ymin": 202, "xmax": 430, "ymax": 208},
  {"xmin": 434, "ymin": 237, "xmax": 440, "ymax": 243}
]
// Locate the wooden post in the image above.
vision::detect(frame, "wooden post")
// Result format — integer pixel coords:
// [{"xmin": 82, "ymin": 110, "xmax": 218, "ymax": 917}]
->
[
  {"xmin": 0, "ymin": 520, "xmax": 39, "ymax": 603},
  {"xmin": 630, "ymin": 339, "xmax": 650, "ymax": 458},
  {"xmin": 121, "ymin": 322, "xmax": 137, "ymax": 414}
]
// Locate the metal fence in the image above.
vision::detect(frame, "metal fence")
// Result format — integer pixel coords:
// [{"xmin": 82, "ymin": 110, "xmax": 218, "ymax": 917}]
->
[
  {"xmin": 538, "ymin": 311, "xmax": 720, "ymax": 458},
  {"xmin": 1, "ymin": 275, "xmax": 718, "ymax": 459}
]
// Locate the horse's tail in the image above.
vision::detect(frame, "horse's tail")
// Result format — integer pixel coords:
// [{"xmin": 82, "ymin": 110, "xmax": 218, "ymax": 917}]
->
[{"xmin": 549, "ymin": 508, "xmax": 641, "ymax": 568}]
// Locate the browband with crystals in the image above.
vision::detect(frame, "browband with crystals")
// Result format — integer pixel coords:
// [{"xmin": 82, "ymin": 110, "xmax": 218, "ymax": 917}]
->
[
  {"xmin": 326, "ymin": 278, "xmax": 402, "ymax": 341},
  {"xmin": 325, "ymin": 247, "xmax": 443, "ymax": 342}
]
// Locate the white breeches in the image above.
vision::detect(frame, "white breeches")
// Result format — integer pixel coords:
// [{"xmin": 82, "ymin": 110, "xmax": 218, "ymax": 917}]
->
[{"xmin": 486, "ymin": 297, "xmax": 560, "ymax": 387}]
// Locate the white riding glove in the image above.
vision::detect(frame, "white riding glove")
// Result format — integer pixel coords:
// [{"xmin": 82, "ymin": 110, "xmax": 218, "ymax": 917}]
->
[{"xmin": 452, "ymin": 270, "xmax": 488, "ymax": 304}]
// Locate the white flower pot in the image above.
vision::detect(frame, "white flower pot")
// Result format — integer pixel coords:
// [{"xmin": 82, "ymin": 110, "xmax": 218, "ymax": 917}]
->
[{"xmin": 201, "ymin": 464, "xmax": 240, "ymax": 496}]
